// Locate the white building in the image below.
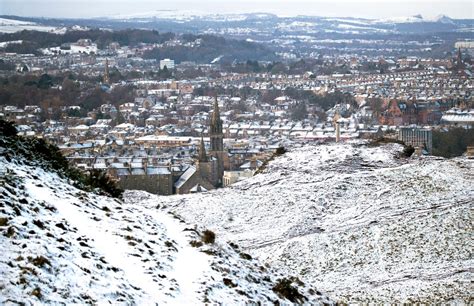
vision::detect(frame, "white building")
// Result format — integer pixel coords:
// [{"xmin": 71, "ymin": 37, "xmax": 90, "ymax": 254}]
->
[
  {"xmin": 441, "ymin": 108, "xmax": 474, "ymax": 128},
  {"xmin": 160, "ymin": 59, "xmax": 175, "ymax": 70},
  {"xmin": 223, "ymin": 170, "xmax": 254, "ymax": 187},
  {"xmin": 70, "ymin": 44, "xmax": 97, "ymax": 54},
  {"xmin": 70, "ymin": 39, "xmax": 98, "ymax": 54},
  {"xmin": 454, "ymin": 41, "xmax": 474, "ymax": 49},
  {"xmin": 398, "ymin": 127, "xmax": 433, "ymax": 153}
]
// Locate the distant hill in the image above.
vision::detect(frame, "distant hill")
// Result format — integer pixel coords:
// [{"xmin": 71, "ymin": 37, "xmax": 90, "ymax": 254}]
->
[
  {"xmin": 1, "ymin": 13, "xmax": 471, "ymax": 36},
  {"xmin": 1, "ymin": 13, "xmax": 472, "ymax": 59},
  {"xmin": 0, "ymin": 26, "xmax": 277, "ymax": 63}
]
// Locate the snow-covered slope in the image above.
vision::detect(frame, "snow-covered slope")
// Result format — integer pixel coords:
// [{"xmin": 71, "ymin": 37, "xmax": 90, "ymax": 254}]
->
[
  {"xmin": 374, "ymin": 14, "xmax": 455, "ymax": 24},
  {"xmin": 0, "ymin": 156, "xmax": 332, "ymax": 304},
  {"xmin": 147, "ymin": 142, "xmax": 473, "ymax": 303},
  {"xmin": 0, "ymin": 17, "xmax": 62, "ymax": 34}
]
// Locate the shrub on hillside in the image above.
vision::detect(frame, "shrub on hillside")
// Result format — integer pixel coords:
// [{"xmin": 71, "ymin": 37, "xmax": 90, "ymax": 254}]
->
[
  {"xmin": 202, "ymin": 230, "xmax": 216, "ymax": 244},
  {"xmin": 83, "ymin": 170, "xmax": 123, "ymax": 199},
  {"xmin": 275, "ymin": 146, "xmax": 287, "ymax": 155},
  {"xmin": 432, "ymin": 128, "xmax": 474, "ymax": 158},
  {"xmin": 401, "ymin": 145, "xmax": 415, "ymax": 157},
  {"xmin": 0, "ymin": 120, "xmax": 18, "ymax": 137},
  {"xmin": 272, "ymin": 277, "xmax": 306, "ymax": 303},
  {"xmin": 0, "ymin": 120, "xmax": 123, "ymax": 198}
]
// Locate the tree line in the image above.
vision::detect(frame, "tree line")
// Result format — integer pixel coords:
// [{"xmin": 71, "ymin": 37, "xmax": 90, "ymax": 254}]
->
[{"xmin": 0, "ymin": 29, "xmax": 175, "ymax": 54}]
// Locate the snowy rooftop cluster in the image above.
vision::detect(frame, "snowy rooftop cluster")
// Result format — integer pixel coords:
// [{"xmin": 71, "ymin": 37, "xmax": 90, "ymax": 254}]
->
[{"xmin": 147, "ymin": 141, "xmax": 473, "ymax": 303}]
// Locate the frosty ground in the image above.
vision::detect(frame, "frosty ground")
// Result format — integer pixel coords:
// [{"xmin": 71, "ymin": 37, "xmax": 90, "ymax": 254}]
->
[
  {"xmin": 1, "ymin": 140, "xmax": 471, "ymax": 303},
  {"xmin": 0, "ymin": 154, "xmax": 331, "ymax": 304},
  {"xmin": 140, "ymin": 141, "xmax": 473, "ymax": 303}
]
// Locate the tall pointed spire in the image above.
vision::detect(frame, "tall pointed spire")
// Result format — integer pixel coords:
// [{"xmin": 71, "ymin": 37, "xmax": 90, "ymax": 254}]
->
[
  {"xmin": 198, "ymin": 134, "xmax": 208, "ymax": 162},
  {"xmin": 456, "ymin": 47, "xmax": 464, "ymax": 70},
  {"xmin": 211, "ymin": 95, "xmax": 221, "ymax": 133},
  {"xmin": 103, "ymin": 58, "xmax": 110, "ymax": 84},
  {"xmin": 210, "ymin": 95, "xmax": 223, "ymax": 149}
]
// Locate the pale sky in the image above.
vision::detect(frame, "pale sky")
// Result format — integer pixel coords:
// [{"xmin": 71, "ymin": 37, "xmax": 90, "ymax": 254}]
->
[{"xmin": 1, "ymin": 0, "xmax": 473, "ymax": 19}]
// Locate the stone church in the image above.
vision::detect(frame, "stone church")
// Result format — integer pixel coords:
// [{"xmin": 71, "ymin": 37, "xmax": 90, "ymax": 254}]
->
[
  {"xmin": 174, "ymin": 98, "xmax": 226, "ymax": 194},
  {"xmin": 111, "ymin": 97, "xmax": 228, "ymax": 195}
]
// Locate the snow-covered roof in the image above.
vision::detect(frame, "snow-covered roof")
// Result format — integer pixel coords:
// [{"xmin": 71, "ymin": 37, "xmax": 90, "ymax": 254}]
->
[
  {"xmin": 174, "ymin": 165, "xmax": 196, "ymax": 188},
  {"xmin": 147, "ymin": 167, "xmax": 171, "ymax": 175}
]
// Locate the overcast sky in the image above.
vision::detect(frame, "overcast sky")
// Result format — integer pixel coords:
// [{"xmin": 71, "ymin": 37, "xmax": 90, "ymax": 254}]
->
[{"xmin": 1, "ymin": 0, "xmax": 473, "ymax": 19}]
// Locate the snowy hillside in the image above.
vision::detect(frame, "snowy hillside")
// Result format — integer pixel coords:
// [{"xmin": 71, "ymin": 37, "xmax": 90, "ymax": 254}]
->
[
  {"xmin": 0, "ymin": 17, "xmax": 62, "ymax": 34},
  {"xmin": 146, "ymin": 141, "xmax": 473, "ymax": 303},
  {"xmin": 0, "ymin": 156, "xmax": 332, "ymax": 304},
  {"xmin": 374, "ymin": 14, "xmax": 455, "ymax": 24}
]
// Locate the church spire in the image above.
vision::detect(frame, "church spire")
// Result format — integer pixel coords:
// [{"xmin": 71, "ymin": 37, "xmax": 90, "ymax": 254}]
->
[
  {"xmin": 211, "ymin": 95, "xmax": 221, "ymax": 131},
  {"xmin": 456, "ymin": 47, "xmax": 464, "ymax": 70},
  {"xmin": 103, "ymin": 58, "xmax": 110, "ymax": 84},
  {"xmin": 198, "ymin": 134, "xmax": 208, "ymax": 162},
  {"xmin": 209, "ymin": 95, "xmax": 223, "ymax": 152}
]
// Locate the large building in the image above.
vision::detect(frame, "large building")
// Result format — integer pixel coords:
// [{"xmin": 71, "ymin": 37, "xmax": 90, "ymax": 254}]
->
[
  {"xmin": 208, "ymin": 97, "xmax": 226, "ymax": 186},
  {"xmin": 441, "ymin": 108, "xmax": 474, "ymax": 128},
  {"xmin": 454, "ymin": 41, "xmax": 474, "ymax": 56},
  {"xmin": 399, "ymin": 127, "xmax": 433, "ymax": 153},
  {"xmin": 70, "ymin": 39, "xmax": 98, "ymax": 54},
  {"xmin": 160, "ymin": 59, "xmax": 175, "ymax": 70},
  {"xmin": 111, "ymin": 97, "xmax": 227, "ymax": 195},
  {"xmin": 174, "ymin": 136, "xmax": 221, "ymax": 194},
  {"xmin": 174, "ymin": 97, "xmax": 226, "ymax": 193}
]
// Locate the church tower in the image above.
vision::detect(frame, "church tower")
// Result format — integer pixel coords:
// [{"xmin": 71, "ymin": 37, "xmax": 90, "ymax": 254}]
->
[
  {"xmin": 209, "ymin": 96, "xmax": 225, "ymax": 185},
  {"xmin": 103, "ymin": 58, "xmax": 110, "ymax": 84},
  {"xmin": 210, "ymin": 97, "xmax": 224, "ymax": 152},
  {"xmin": 456, "ymin": 48, "xmax": 465, "ymax": 71},
  {"xmin": 196, "ymin": 135, "xmax": 219, "ymax": 187}
]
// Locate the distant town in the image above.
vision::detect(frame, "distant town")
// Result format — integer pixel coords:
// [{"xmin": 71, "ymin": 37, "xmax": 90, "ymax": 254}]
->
[
  {"xmin": 1, "ymin": 6, "xmax": 474, "ymax": 304},
  {"xmin": 0, "ymin": 14, "xmax": 472, "ymax": 195}
]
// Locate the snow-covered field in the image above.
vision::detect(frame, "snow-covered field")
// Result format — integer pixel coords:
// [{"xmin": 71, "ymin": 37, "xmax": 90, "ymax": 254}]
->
[
  {"xmin": 0, "ymin": 18, "xmax": 63, "ymax": 34},
  {"xmin": 146, "ymin": 141, "xmax": 473, "ymax": 303},
  {"xmin": 0, "ymin": 156, "xmax": 331, "ymax": 304}
]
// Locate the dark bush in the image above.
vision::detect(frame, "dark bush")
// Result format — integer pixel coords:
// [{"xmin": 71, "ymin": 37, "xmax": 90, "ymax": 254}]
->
[
  {"xmin": 0, "ymin": 120, "xmax": 17, "ymax": 137},
  {"xmin": 402, "ymin": 145, "xmax": 415, "ymax": 157},
  {"xmin": 272, "ymin": 278, "xmax": 306, "ymax": 303},
  {"xmin": 189, "ymin": 240, "xmax": 203, "ymax": 248},
  {"xmin": 83, "ymin": 170, "xmax": 123, "ymax": 199},
  {"xmin": 275, "ymin": 147, "xmax": 287, "ymax": 155},
  {"xmin": 0, "ymin": 217, "xmax": 8, "ymax": 226},
  {"xmin": 29, "ymin": 256, "xmax": 51, "ymax": 268},
  {"xmin": 239, "ymin": 252, "xmax": 252, "ymax": 260},
  {"xmin": 0, "ymin": 119, "xmax": 123, "ymax": 198},
  {"xmin": 432, "ymin": 128, "xmax": 474, "ymax": 158},
  {"xmin": 31, "ymin": 287, "xmax": 42, "ymax": 299},
  {"xmin": 202, "ymin": 230, "xmax": 216, "ymax": 244},
  {"xmin": 223, "ymin": 278, "xmax": 237, "ymax": 288}
]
